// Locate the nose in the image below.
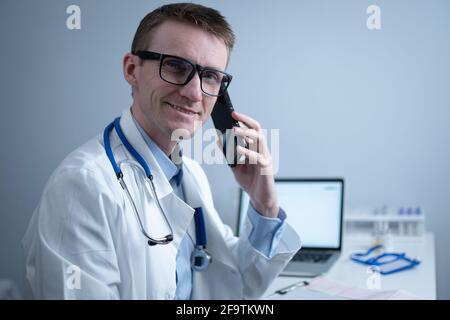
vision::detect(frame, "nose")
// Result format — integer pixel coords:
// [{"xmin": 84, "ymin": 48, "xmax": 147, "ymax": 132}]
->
[{"xmin": 178, "ymin": 72, "xmax": 203, "ymax": 102}]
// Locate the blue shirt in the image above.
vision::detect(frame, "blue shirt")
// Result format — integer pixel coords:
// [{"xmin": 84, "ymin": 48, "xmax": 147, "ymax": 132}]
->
[{"xmin": 133, "ymin": 116, "xmax": 286, "ymax": 299}]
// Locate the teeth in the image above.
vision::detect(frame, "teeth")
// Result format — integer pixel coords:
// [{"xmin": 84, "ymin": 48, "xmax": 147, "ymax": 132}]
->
[{"xmin": 169, "ymin": 103, "xmax": 197, "ymax": 115}]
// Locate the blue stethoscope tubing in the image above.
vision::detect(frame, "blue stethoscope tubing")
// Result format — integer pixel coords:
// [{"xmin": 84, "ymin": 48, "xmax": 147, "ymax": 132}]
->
[
  {"xmin": 350, "ymin": 244, "xmax": 420, "ymax": 275},
  {"xmin": 191, "ymin": 207, "xmax": 211, "ymax": 272},
  {"xmin": 104, "ymin": 117, "xmax": 173, "ymax": 246},
  {"xmin": 102, "ymin": 117, "xmax": 210, "ymax": 271}
]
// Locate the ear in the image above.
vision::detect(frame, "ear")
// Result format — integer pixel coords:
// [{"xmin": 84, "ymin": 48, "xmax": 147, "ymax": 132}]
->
[{"xmin": 123, "ymin": 53, "xmax": 138, "ymax": 87}]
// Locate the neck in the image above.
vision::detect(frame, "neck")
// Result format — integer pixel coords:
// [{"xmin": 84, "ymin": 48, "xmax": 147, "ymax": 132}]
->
[{"xmin": 130, "ymin": 103, "xmax": 177, "ymax": 156}]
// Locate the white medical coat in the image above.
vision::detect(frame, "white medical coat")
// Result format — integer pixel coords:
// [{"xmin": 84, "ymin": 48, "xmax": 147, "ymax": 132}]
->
[{"xmin": 22, "ymin": 108, "xmax": 301, "ymax": 299}]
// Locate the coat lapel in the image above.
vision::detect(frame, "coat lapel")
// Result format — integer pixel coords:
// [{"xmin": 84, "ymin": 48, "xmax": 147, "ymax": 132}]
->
[{"xmin": 182, "ymin": 162, "xmax": 238, "ymax": 271}]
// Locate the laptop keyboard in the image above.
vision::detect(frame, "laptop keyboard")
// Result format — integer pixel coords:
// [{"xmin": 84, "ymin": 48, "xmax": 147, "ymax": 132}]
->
[{"xmin": 292, "ymin": 251, "xmax": 333, "ymax": 264}]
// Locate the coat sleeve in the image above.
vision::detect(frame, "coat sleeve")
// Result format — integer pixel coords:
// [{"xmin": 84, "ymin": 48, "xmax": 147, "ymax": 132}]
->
[
  {"xmin": 22, "ymin": 167, "xmax": 121, "ymax": 299},
  {"xmin": 188, "ymin": 160, "xmax": 301, "ymax": 299}
]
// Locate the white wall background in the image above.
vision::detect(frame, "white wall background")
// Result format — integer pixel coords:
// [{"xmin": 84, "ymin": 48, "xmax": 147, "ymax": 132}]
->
[{"xmin": 1, "ymin": 0, "xmax": 449, "ymax": 298}]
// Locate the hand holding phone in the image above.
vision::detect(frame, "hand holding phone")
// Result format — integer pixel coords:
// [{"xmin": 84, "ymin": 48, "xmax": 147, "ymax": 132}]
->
[{"xmin": 210, "ymin": 91, "xmax": 247, "ymax": 167}]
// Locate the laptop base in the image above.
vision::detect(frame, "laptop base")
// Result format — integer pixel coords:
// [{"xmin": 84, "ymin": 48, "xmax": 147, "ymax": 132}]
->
[{"xmin": 281, "ymin": 252, "xmax": 340, "ymax": 277}]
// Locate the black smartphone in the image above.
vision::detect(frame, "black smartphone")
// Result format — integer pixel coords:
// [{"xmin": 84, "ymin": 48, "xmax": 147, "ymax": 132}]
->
[{"xmin": 210, "ymin": 91, "xmax": 247, "ymax": 167}]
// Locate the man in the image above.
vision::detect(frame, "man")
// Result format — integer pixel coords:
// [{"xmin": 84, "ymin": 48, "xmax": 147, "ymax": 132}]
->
[{"xmin": 23, "ymin": 3, "xmax": 301, "ymax": 299}]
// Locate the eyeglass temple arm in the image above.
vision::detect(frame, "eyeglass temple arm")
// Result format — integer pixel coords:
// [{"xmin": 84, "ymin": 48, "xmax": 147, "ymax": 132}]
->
[{"xmin": 132, "ymin": 50, "xmax": 161, "ymax": 61}]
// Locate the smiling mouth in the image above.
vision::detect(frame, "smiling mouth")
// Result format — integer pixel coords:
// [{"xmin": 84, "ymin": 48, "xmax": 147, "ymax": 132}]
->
[{"xmin": 166, "ymin": 102, "xmax": 199, "ymax": 116}]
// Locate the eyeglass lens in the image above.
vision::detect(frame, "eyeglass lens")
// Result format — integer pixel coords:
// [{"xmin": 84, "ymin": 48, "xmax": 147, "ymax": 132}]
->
[{"xmin": 160, "ymin": 56, "xmax": 228, "ymax": 96}]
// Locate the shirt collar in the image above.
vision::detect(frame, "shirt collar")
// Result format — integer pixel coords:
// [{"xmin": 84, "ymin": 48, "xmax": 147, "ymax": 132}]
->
[{"xmin": 132, "ymin": 115, "xmax": 180, "ymax": 182}]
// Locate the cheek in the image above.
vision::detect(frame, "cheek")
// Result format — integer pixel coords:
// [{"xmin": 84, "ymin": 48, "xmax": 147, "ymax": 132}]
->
[
  {"xmin": 138, "ymin": 65, "xmax": 162, "ymax": 93},
  {"xmin": 145, "ymin": 82, "xmax": 169, "ymax": 109}
]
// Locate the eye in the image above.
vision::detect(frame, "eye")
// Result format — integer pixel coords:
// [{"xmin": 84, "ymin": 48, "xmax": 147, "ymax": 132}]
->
[
  {"xmin": 162, "ymin": 58, "xmax": 191, "ymax": 74},
  {"xmin": 202, "ymin": 70, "xmax": 223, "ymax": 83}
]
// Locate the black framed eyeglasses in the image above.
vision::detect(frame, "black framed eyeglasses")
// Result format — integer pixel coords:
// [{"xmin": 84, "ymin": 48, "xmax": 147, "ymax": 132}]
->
[{"xmin": 132, "ymin": 50, "xmax": 232, "ymax": 97}]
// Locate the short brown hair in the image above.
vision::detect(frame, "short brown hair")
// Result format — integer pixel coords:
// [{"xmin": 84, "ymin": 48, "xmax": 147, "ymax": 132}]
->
[{"xmin": 131, "ymin": 3, "xmax": 235, "ymax": 54}]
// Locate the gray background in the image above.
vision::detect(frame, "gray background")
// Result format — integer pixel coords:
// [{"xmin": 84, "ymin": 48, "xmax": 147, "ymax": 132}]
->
[{"xmin": 1, "ymin": 0, "xmax": 449, "ymax": 298}]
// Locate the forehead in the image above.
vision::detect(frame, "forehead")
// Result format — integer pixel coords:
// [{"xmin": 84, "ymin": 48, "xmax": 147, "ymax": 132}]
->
[{"xmin": 147, "ymin": 20, "xmax": 228, "ymax": 70}]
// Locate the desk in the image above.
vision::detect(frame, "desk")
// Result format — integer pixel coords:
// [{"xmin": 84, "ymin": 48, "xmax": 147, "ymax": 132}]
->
[{"xmin": 266, "ymin": 232, "xmax": 436, "ymax": 299}]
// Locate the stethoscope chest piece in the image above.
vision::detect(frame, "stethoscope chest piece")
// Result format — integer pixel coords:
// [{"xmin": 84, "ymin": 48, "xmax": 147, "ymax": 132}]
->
[
  {"xmin": 191, "ymin": 207, "xmax": 211, "ymax": 271},
  {"xmin": 191, "ymin": 245, "xmax": 212, "ymax": 272}
]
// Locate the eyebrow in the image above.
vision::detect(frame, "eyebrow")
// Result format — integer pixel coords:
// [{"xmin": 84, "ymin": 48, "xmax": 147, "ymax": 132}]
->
[{"xmin": 165, "ymin": 51, "xmax": 226, "ymax": 72}]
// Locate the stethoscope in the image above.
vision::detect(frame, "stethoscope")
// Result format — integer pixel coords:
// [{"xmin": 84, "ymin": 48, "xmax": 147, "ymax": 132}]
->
[
  {"xmin": 103, "ymin": 117, "xmax": 211, "ymax": 271},
  {"xmin": 350, "ymin": 245, "xmax": 406, "ymax": 266},
  {"xmin": 350, "ymin": 244, "xmax": 420, "ymax": 275}
]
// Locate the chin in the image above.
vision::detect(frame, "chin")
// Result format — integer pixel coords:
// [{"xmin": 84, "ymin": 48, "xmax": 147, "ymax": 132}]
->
[{"xmin": 167, "ymin": 122, "xmax": 196, "ymax": 139}]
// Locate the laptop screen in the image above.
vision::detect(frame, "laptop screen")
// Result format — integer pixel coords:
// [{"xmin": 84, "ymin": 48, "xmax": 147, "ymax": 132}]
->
[{"xmin": 238, "ymin": 179, "xmax": 344, "ymax": 249}]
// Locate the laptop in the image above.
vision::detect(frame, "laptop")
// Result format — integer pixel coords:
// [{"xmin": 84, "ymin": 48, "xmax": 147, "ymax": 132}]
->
[{"xmin": 237, "ymin": 178, "xmax": 344, "ymax": 277}]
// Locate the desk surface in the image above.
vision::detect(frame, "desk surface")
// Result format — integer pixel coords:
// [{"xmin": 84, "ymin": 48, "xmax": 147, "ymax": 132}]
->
[{"xmin": 267, "ymin": 232, "xmax": 436, "ymax": 299}]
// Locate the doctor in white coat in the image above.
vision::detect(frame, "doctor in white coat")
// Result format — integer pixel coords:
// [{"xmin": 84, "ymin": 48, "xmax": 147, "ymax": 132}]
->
[{"xmin": 23, "ymin": 3, "xmax": 301, "ymax": 299}]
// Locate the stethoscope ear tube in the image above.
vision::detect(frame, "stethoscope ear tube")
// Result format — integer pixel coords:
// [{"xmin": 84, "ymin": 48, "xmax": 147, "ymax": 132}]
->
[
  {"xmin": 146, "ymin": 172, "xmax": 175, "ymax": 245},
  {"xmin": 104, "ymin": 118, "xmax": 174, "ymax": 246},
  {"xmin": 104, "ymin": 120, "xmax": 122, "ymax": 177},
  {"xmin": 148, "ymin": 234, "xmax": 173, "ymax": 246},
  {"xmin": 118, "ymin": 172, "xmax": 173, "ymax": 246}
]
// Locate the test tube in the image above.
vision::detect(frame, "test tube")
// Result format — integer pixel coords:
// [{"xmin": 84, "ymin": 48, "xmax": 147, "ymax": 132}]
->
[{"xmin": 398, "ymin": 207, "xmax": 405, "ymax": 236}]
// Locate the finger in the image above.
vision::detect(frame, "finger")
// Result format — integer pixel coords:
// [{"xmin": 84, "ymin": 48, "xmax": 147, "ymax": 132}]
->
[
  {"xmin": 232, "ymin": 112, "xmax": 261, "ymax": 131},
  {"xmin": 236, "ymin": 145, "xmax": 270, "ymax": 167},
  {"xmin": 233, "ymin": 126, "xmax": 258, "ymax": 140},
  {"xmin": 234, "ymin": 126, "xmax": 270, "ymax": 156},
  {"xmin": 244, "ymin": 136, "xmax": 256, "ymax": 146},
  {"xmin": 232, "ymin": 116, "xmax": 270, "ymax": 157},
  {"xmin": 232, "ymin": 127, "xmax": 258, "ymax": 151}
]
